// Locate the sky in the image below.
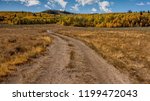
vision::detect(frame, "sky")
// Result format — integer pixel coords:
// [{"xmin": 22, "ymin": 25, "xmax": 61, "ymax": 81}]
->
[{"xmin": 0, "ymin": 0, "xmax": 150, "ymax": 13}]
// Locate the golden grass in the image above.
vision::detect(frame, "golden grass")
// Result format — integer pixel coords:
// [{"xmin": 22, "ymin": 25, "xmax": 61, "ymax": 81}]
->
[
  {"xmin": 0, "ymin": 25, "xmax": 52, "ymax": 78},
  {"xmin": 48, "ymin": 25, "xmax": 150, "ymax": 83},
  {"xmin": 0, "ymin": 24, "xmax": 149, "ymax": 83}
]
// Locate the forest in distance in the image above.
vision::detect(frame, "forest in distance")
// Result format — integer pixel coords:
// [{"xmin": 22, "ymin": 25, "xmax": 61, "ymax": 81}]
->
[{"xmin": 0, "ymin": 10, "xmax": 150, "ymax": 28}]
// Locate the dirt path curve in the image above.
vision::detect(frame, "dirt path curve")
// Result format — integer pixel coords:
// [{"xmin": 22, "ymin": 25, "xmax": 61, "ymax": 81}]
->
[{"xmin": 2, "ymin": 30, "xmax": 130, "ymax": 84}]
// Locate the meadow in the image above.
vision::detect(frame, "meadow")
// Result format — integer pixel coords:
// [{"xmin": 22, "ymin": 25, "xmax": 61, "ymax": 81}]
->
[
  {"xmin": 48, "ymin": 25, "xmax": 150, "ymax": 83},
  {"xmin": 0, "ymin": 25, "xmax": 52, "ymax": 81}
]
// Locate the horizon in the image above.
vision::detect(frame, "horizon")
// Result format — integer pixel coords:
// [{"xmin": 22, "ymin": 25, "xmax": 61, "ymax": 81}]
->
[
  {"xmin": 0, "ymin": 9, "xmax": 149, "ymax": 14},
  {"xmin": 0, "ymin": 0, "xmax": 150, "ymax": 13}
]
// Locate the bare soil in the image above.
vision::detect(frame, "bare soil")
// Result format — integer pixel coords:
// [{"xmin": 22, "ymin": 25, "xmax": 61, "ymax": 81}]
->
[{"xmin": 2, "ymin": 31, "xmax": 130, "ymax": 84}]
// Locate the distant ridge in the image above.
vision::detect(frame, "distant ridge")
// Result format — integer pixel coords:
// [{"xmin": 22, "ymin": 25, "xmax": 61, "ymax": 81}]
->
[{"xmin": 42, "ymin": 10, "xmax": 74, "ymax": 14}]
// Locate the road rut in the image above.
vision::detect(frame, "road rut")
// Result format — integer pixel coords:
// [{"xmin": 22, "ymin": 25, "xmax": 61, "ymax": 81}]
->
[{"xmin": 2, "ymin": 31, "xmax": 130, "ymax": 84}]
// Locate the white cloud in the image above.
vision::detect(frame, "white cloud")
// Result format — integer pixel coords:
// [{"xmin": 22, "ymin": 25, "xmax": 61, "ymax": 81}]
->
[
  {"xmin": 59, "ymin": 9, "xmax": 64, "ymax": 11},
  {"xmin": 136, "ymin": 2, "xmax": 145, "ymax": 6},
  {"xmin": 2, "ymin": 0, "xmax": 114, "ymax": 13},
  {"xmin": 99, "ymin": 1, "xmax": 112, "ymax": 13},
  {"xmin": 91, "ymin": 8, "xmax": 97, "ymax": 12},
  {"xmin": 57, "ymin": 0, "xmax": 68, "ymax": 9},
  {"xmin": 76, "ymin": 0, "xmax": 112, "ymax": 13},
  {"xmin": 136, "ymin": 2, "xmax": 150, "ymax": 6},
  {"xmin": 72, "ymin": 4, "xmax": 79, "ymax": 11},
  {"xmin": 2, "ymin": 0, "xmax": 40, "ymax": 6},
  {"xmin": 147, "ymin": 2, "xmax": 150, "ymax": 5},
  {"xmin": 76, "ymin": 0, "xmax": 99, "ymax": 6},
  {"xmin": 47, "ymin": 0, "xmax": 68, "ymax": 9},
  {"xmin": 44, "ymin": 4, "xmax": 51, "ymax": 9},
  {"xmin": 47, "ymin": 1, "xmax": 55, "ymax": 7}
]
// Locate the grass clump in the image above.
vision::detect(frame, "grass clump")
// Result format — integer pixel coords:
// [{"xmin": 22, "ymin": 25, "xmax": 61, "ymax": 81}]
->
[{"xmin": 0, "ymin": 26, "xmax": 52, "ymax": 78}]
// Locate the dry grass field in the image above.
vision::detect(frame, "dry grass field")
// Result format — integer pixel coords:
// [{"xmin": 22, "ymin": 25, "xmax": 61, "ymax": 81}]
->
[
  {"xmin": 0, "ymin": 25, "xmax": 52, "ymax": 80},
  {"xmin": 49, "ymin": 25, "xmax": 150, "ymax": 83},
  {"xmin": 0, "ymin": 24, "xmax": 149, "ymax": 83}
]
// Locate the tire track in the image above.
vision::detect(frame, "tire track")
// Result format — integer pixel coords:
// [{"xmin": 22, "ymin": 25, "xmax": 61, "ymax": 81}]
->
[{"xmin": 2, "ymin": 30, "xmax": 131, "ymax": 84}]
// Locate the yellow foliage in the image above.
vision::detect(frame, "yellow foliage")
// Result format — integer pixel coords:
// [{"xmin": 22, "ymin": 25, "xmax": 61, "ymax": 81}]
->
[{"xmin": 1, "ymin": 12, "xmax": 150, "ymax": 27}]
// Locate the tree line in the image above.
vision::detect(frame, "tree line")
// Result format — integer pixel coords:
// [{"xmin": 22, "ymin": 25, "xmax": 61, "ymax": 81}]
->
[{"xmin": 0, "ymin": 11, "xmax": 150, "ymax": 28}]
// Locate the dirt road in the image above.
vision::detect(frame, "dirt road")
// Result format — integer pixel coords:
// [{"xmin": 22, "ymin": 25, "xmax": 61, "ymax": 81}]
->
[{"xmin": 2, "ymin": 31, "xmax": 130, "ymax": 84}]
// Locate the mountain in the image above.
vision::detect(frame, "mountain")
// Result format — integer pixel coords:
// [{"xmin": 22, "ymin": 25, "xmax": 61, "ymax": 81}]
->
[{"xmin": 41, "ymin": 10, "xmax": 74, "ymax": 14}]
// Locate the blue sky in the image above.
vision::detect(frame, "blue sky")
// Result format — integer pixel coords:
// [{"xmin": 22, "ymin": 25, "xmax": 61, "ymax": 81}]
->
[{"xmin": 0, "ymin": 0, "xmax": 150, "ymax": 13}]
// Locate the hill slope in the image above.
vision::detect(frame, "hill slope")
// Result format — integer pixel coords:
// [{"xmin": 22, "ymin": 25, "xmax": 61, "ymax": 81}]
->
[{"xmin": 42, "ymin": 10, "xmax": 74, "ymax": 14}]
